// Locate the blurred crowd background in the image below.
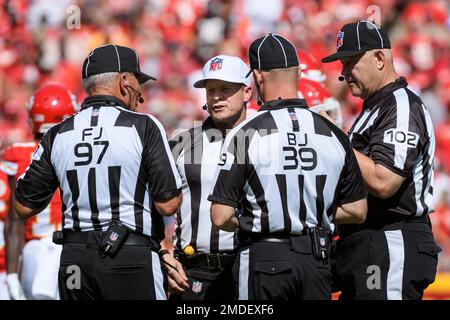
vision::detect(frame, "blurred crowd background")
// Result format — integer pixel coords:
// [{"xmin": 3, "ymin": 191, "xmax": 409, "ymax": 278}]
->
[{"xmin": 0, "ymin": 0, "xmax": 449, "ymax": 273}]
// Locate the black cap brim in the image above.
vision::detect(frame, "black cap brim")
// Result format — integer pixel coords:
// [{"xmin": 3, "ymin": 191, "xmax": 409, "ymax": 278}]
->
[
  {"xmin": 321, "ymin": 50, "xmax": 365, "ymax": 63},
  {"xmin": 135, "ymin": 71, "xmax": 157, "ymax": 84}
]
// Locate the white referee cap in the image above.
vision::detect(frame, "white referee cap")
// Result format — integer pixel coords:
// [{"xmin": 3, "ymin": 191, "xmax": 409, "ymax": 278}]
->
[{"xmin": 193, "ymin": 55, "xmax": 251, "ymax": 88}]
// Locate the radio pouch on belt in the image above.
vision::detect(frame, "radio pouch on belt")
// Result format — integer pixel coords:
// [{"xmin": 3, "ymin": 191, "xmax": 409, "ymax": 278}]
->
[
  {"xmin": 99, "ymin": 220, "xmax": 129, "ymax": 258},
  {"xmin": 310, "ymin": 227, "xmax": 330, "ymax": 264},
  {"xmin": 53, "ymin": 231, "xmax": 64, "ymax": 245}
]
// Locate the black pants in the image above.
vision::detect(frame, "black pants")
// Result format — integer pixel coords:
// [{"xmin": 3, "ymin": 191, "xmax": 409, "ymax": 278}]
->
[
  {"xmin": 234, "ymin": 237, "xmax": 332, "ymax": 300},
  {"xmin": 172, "ymin": 265, "xmax": 234, "ymax": 300},
  {"xmin": 334, "ymin": 220, "xmax": 440, "ymax": 300},
  {"xmin": 58, "ymin": 233, "xmax": 167, "ymax": 300}
]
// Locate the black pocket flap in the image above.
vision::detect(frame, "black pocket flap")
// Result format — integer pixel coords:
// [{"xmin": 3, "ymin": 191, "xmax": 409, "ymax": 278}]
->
[
  {"xmin": 417, "ymin": 243, "xmax": 442, "ymax": 256},
  {"xmin": 254, "ymin": 261, "xmax": 292, "ymax": 275}
]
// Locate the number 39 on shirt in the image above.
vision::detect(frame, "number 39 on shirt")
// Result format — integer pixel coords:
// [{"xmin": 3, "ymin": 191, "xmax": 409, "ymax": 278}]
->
[{"xmin": 282, "ymin": 133, "xmax": 317, "ymax": 171}]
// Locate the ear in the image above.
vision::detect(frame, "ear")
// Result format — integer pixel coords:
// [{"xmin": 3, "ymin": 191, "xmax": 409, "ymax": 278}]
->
[
  {"xmin": 252, "ymin": 70, "xmax": 263, "ymax": 86},
  {"xmin": 374, "ymin": 50, "xmax": 385, "ymax": 70},
  {"xmin": 118, "ymin": 73, "xmax": 127, "ymax": 96},
  {"xmin": 243, "ymin": 85, "xmax": 252, "ymax": 103}
]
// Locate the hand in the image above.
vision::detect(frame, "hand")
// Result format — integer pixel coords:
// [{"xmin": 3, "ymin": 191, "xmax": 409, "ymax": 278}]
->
[
  {"xmin": 6, "ymin": 273, "xmax": 27, "ymax": 300},
  {"xmin": 160, "ymin": 253, "xmax": 189, "ymax": 294}
]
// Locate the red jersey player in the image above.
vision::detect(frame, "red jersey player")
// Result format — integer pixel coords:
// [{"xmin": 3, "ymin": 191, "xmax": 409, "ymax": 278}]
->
[
  {"xmin": 0, "ymin": 84, "xmax": 77, "ymax": 300},
  {"xmin": 0, "ymin": 170, "xmax": 11, "ymax": 299}
]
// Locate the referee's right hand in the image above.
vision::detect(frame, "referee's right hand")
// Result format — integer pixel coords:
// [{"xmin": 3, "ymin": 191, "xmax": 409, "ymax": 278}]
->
[{"xmin": 160, "ymin": 253, "xmax": 189, "ymax": 294}]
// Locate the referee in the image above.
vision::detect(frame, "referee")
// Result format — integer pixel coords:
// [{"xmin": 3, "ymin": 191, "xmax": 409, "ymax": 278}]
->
[
  {"xmin": 170, "ymin": 55, "xmax": 252, "ymax": 300},
  {"xmin": 13, "ymin": 44, "xmax": 188, "ymax": 300},
  {"xmin": 322, "ymin": 21, "xmax": 440, "ymax": 300},
  {"xmin": 208, "ymin": 33, "xmax": 367, "ymax": 300}
]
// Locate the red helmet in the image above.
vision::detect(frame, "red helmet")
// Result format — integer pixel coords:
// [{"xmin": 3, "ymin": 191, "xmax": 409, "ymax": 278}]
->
[
  {"xmin": 298, "ymin": 78, "xmax": 343, "ymax": 128},
  {"xmin": 297, "ymin": 50, "xmax": 326, "ymax": 82},
  {"xmin": 27, "ymin": 83, "xmax": 78, "ymax": 137}
]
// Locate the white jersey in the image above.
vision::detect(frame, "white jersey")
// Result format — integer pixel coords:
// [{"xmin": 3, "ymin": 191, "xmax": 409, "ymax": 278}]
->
[{"xmin": 16, "ymin": 95, "xmax": 182, "ymax": 238}]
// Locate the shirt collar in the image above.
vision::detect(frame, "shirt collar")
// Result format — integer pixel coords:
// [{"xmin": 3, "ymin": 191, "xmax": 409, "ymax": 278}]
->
[
  {"xmin": 363, "ymin": 77, "xmax": 408, "ymax": 110},
  {"xmin": 259, "ymin": 98, "xmax": 308, "ymax": 111},
  {"xmin": 81, "ymin": 95, "xmax": 129, "ymax": 110},
  {"xmin": 202, "ymin": 116, "xmax": 217, "ymax": 130},
  {"xmin": 203, "ymin": 116, "xmax": 225, "ymax": 142}
]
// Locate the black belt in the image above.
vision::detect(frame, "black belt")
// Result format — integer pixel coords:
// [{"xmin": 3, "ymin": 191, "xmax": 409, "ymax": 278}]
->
[
  {"xmin": 61, "ymin": 230, "xmax": 155, "ymax": 247},
  {"xmin": 182, "ymin": 253, "xmax": 236, "ymax": 270},
  {"xmin": 339, "ymin": 214, "xmax": 431, "ymax": 239},
  {"xmin": 366, "ymin": 213, "xmax": 429, "ymax": 226},
  {"xmin": 403, "ymin": 215, "xmax": 430, "ymax": 224},
  {"xmin": 250, "ymin": 230, "xmax": 311, "ymax": 244},
  {"xmin": 251, "ymin": 235, "xmax": 290, "ymax": 243}
]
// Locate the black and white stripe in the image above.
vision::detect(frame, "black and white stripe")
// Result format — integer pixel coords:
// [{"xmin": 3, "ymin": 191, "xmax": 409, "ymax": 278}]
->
[
  {"xmin": 356, "ymin": 20, "xmax": 385, "ymax": 50},
  {"xmin": 170, "ymin": 118, "xmax": 237, "ymax": 253},
  {"xmin": 364, "ymin": 20, "xmax": 384, "ymax": 48},
  {"xmin": 384, "ymin": 229, "xmax": 405, "ymax": 299},
  {"xmin": 348, "ymin": 77, "xmax": 435, "ymax": 220},
  {"xmin": 84, "ymin": 44, "xmax": 110, "ymax": 78},
  {"xmin": 15, "ymin": 96, "xmax": 181, "ymax": 238},
  {"xmin": 255, "ymin": 34, "xmax": 299, "ymax": 70},
  {"xmin": 209, "ymin": 98, "xmax": 366, "ymax": 235}
]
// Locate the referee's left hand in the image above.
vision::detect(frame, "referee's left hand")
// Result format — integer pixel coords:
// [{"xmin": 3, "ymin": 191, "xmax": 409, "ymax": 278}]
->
[{"xmin": 161, "ymin": 254, "xmax": 189, "ymax": 294}]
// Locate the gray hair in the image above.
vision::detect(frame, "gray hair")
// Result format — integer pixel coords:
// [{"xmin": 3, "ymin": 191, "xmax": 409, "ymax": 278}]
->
[{"xmin": 82, "ymin": 72, "xmax": 119, "ymax": 94}]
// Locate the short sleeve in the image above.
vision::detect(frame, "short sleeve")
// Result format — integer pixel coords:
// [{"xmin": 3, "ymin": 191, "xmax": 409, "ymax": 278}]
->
[
  {"xmin": 15, "ymin": 133, "xmax": 59, "ymax": 209},
  {"xmin": 336, "ymin": 146, "xmax": 367, "ymax": 205},
  {"xmin": 144, "ymin": 116, "xmax": 182, "ymax": 201},
  {"xmin": 208, "ymin": 131, "xmax": 247, "ymax": 208},
  {"xmin": 370, "ymin": 99, "xmax": 424, "ymax": 177}
]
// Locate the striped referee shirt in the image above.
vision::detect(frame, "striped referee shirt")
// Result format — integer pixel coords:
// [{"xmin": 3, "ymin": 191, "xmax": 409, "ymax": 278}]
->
[
  {"xmin": 15, "ymin": 95, "xmax": 182, "ymax": 239},
  {"xmin": 170, "ymin": 117, "xmax": 238, "ymax": 254},
  {"xmin": 343, "ymin": 77, "xmax": 435, "ymax": 233},
  {"xmin": 208, "ymin": 98, "xmax": 366, "ymax": 235}
]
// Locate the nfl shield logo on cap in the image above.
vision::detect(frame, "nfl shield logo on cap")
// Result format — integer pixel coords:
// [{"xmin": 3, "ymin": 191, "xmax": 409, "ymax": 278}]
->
[
  {"xmin": 336, "ymin": 31, "xmax": 344, "ymax": 50},
  {"xmin": 193, "ymin": 54, "xmax": 250, "ymax": 88},
  {"xmin": 210, "ymin": 57, "xmax": 223, "ymax": 71}
]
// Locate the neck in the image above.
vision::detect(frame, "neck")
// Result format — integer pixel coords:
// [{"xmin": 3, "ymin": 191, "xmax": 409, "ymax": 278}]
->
[
  {"xmin": 89, "ymin": 88, "xmax": 130, "ymax": 108},
  {"xmin": 89, "ymin": 88, "xmax": 116, "ymax": 97},
  {"xmin": 366, "ymin": 69, "xmax": 399, "ymax": 99},
  {"xmin": 262, "ymin": 81, "xmax": 298, "ymax": 102},
  {"xmin": 378, "ymin": 70, "xmax": 399, "ymax": 91},
  {"xmin": 212, "ymin": 108, "xmax": 246, "ymax": 136}
]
